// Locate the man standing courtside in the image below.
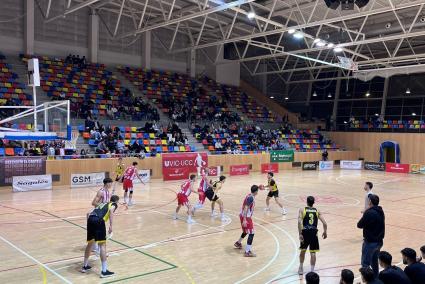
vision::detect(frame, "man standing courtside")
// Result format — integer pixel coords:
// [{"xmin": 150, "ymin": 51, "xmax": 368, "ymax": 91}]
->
[{"xmin": 357, "ymin": 194, "xmax": 385, "ymax": 278}]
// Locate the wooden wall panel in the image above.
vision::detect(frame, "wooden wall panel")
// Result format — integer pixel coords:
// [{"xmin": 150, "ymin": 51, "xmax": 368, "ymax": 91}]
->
[
  {"xmin": 44, "ymin": 151, "xmax": 359, "ymax": 186},
  {"xmin": 327, "ymin": 132, "xmax": 425, "ymax": 164}
]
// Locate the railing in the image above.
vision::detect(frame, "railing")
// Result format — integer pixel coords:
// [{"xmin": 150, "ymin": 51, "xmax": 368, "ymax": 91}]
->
[{"xmin": 335, "ymin": 124, "xmax": 425, "ymax": 133}]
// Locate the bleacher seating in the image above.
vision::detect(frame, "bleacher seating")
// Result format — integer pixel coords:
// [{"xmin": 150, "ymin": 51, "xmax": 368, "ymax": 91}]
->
[
  {"xmin": 200, "ymin": 77, "xmax": 276, "ymax": 123},
  {"xmin": 348, "ymin": 119, "xmax": 425, "ymax": 131},
  {"xmin": 0, "ymin": 53, "xmax": 32, "ymax": 107},
  {"xmin": 21, "ymin": 55, "xmax": 126, "ymax": 118}
]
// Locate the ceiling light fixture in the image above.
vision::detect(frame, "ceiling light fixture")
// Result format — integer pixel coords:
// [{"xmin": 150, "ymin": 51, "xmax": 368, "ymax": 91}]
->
[
  {"xmin": 293, "ymin": 32, "xmax": 304, "ymax": 39},
  {"xmin": 269, "ymin": 96, "xmax": 274, "ymax": 99},
  {"xmin": 412, "ymin": 112, "xmax": 417, "ymax": 116},
  {"xmin": 327, "ymin": 93, "xmax": 332, "ymax": 98},
  {"xmin": 312, "ymin": 91, "xmax": 317, "ymax": 97},
  {"xmin": 365, "ymin": 91, "xmax": 371, "ymax": 97},
  {"xmin": 288, "ymin": 29, "xmax": 296, "ymax": 34},
  {"xmin": 285, "ymin": 97, "xmax": 289, "ymax": 100},
  {"xmin": 405, "ymin": 88, "xmax": 411, "ymax": 94},
  {"xmin": 247, "ymin": 11, "xmax": 256, "ymax": 19}
]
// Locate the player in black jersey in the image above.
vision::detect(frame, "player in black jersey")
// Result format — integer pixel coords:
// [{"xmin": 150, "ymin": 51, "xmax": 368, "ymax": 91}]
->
[{"xmin": 298, "ymin": 196, "xmax": 327, "ymax": 275}]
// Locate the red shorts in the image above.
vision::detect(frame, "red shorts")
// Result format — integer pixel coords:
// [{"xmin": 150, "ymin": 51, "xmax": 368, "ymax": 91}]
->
[
  {"xmin": 198, "ymin": 190, "xmax": 206, "ymax": 204},
  {"xmin": 177, "ymin": 193, "xmax": 190, "ymax": 206},
  {"xmin": 123, "ymin": 179, "xmax": 133, "ymax": 191},
  {"xmin": 240, "ymin": 215, "xmax": 254, "ymax": 234}
]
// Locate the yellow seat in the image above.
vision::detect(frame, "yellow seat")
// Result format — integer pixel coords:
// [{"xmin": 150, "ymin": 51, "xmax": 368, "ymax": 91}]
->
[
  {"xmin": 149, "ymin": 133, "xmax": 155, "ymax": 139},
  {"xmin": 131, "ymin": 127, "xmax": 137, "ymax": 132},
  {"xmin": 124, "ymin": 140, "xmax": 130, "ymax": 145}
]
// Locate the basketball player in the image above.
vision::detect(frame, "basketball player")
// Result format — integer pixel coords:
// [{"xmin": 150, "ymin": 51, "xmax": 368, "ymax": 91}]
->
[
  {"xmin": 207, "ymin": 175, "xmax": 226, "ymax": 221},
  {"xmin": 298, "ymin": 196, "xmax": 327, "ymax": 275},
  {"xmin": 362, "ymin": 181, "xmax": 373, "ymax": 213},
  {"xmin": 195, "ymin": 153, "xmax": 206, "ymax": 176},
  {"xmin": 174, "ymin": 174, "xmax": 198, "ymax": 224},
  {"xmin": 81, "ymin": 195, "xmax": 119, "ymax": 278},
  {"xmin": 192, "ymin": 167, "xmax": 212, "ymax": 215},
  {"xmin": 234, "ymin": 185, "xmax": 259, "ymax": 257},
  {"xmin": 90, "ymin": 178, "xmax": 113, "ymax": 254},
  {"xmin": 112, "ymin": 157, "xmax": 125, "ymax": 193},
  {"xmin": 264, "ymin": 172, "xmax": 287, "ymax": 215},
  {"xmin": 122, "ymin": 161, "xmax": 144, "ymax": 205}
]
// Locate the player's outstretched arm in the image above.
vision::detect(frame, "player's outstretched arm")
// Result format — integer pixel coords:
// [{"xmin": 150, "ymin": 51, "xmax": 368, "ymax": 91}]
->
[{"xmin": 318, "ymin": 210, "xmax": 327, "ymax": 239}]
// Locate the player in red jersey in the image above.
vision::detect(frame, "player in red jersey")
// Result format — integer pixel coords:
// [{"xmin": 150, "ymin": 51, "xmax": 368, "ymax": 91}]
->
[
  {"xmin": 234, "ymin": 185, "xmax": 259, "ymax": 257},
  {"xmin": 192, "ymin": 167, "xmax": 212, "ymax": 214},
  {"xmin": 122, "ymin": 161, "xmax": 144, "ymax": 206},
  {"xmin": 174, "ymin": 174, "xmax": 198, "ymax": 224}
]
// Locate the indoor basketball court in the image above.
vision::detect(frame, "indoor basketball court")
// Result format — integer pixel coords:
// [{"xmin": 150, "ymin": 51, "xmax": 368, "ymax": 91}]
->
[{"xmin": 1, "ymin": 0, "xmax": 425, "ymax": 283}]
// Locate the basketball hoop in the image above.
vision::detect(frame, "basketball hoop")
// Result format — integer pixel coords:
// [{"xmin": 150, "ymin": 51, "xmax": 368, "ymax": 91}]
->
[{"xmin": 59, "ymin": 131, "xmax": 79, "ymax": 149}]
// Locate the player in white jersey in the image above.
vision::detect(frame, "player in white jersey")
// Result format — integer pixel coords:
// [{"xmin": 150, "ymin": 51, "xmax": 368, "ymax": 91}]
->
[
  {"xmin": 174, "ymin": 174, "xmax": 198, "ymax": 224},
  {"xmin": 192, "ymin": 167, "xmax": 212, "ymax": 214},
  {"xmin": 195, "ymin": 153, "xmax": 206, "ymax": 176}
]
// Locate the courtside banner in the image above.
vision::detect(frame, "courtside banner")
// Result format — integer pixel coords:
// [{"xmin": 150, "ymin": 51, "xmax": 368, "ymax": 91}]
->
[
  {"xmin": 302, "ymin": 162, "xmax": 317, "ymax": 171},
  {"xmin": 364, "ymin": 161, "xmax": 385, "ymax": 171},
  {"xmin": 230, "ymin": 164, "xmax": 250, "ymax": 176},
  {"xmin": 0, "ymin": 157, "xmax": 46, "ymax": 186},
  {"xmin": 71, "ymin": 172, "xmax": 105, "ymax": 188},
  {"xmin": 134, "ymin": 170, "xmax": 150, "ymax": 183},
  {"xmin": 410, "ymin": 164, "xmax": 420, "ymax": 174},
  {"xmin": 208, "ymin": 166, "xmax": 221, "ymax": 177},
  {"xmin": 162, "ymin": 153, "xmax": 208, "ymax": 181},
  {"xmin": 319, "ymin": 161, "xmax": 334, "ymax": 171},
  {"xmin": 340, "ymin": 160, "xmax": 362, "ymax": 170},
  {"xmin": 270, "ymin": 150, "xmax": 294, "ymax": 162},
  {"xmin": 261, "ymin": 163, "xmax": 279, "ymax": 173},
  {"xmin": 420, "ymin": 165, "xmax": 425, "ymax": 175},
  {"xmin": 385, "ymin": 163, "xmax": 409, "ymax": 174},
  {"xmin": 12, "ymin": 174, "xmax": 52, "ymax": 192}
]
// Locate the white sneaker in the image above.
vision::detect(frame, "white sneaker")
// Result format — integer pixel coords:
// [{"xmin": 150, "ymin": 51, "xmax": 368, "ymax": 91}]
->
[
  {"xmin": 264, "ymin": 207, "xmax": 271, "ymax": 212},
  {"xmin": 211, "ymin": 211, "xmax": 217, "ymax": 217},
  {"xmin": 298, "ymin": 266, "xmax": 303, "ymax": 275},
  {"xmin": 128, "ymin": 200, "xmax": 134, "ymax": 206},
  {"xmin": 187, "ymin": 218, "xmax": 196, "ymax": 224},
  {"xmin": 221, "ymin": 215, "xmax": 227, "ymax": 222},
  {"xmin": 282, "ymin": 208, "xmax": 287, "ymax": 215},
  {"xmin": 173, "ymin": 214, "xmax": 178, "ymax": 220}
]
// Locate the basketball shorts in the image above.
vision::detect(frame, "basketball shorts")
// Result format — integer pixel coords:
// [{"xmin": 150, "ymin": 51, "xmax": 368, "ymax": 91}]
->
[
  {"xmin": 123, "ymin": 179, "xmax": 133, "ymax": 192},
  {"xmin": 198, "ymin": 190, "xmax": 206, "ymax": 204},
  {"xmin": 205, "ymin": 189, "xmax": 219, "ymax": 202},
  {"xmin": 177, "ymin": 193, "xmax": 190, "ymax": 206},
  {"xmin": 267, "ymin": 190, "xmax": 279, "ymax": 198},
  {"xmin": 300, "ymin": 229, "xmax": 319, "ymax": 252},
  {"xmin": 239, "ymin": 215, "xmax": 254, "ymax": 234},
  {"xmin": 87, "ymin": 216, "xmax": 106, "ymax": 243}
]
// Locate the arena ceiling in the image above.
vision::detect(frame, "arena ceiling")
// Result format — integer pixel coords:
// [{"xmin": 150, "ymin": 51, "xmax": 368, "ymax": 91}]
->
[{"xmin": 37, "ymin": 0, "xmax": 425, "ymax": 83}]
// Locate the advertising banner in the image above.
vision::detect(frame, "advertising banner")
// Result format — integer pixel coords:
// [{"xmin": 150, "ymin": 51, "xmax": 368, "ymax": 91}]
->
[
  {"xmin": 319, "ymin": 161, "xmax": 334, "ymax": 171},
  {"xmin": 133, "ymin": 170, "xmax": 150, "ymax": 183},
  {"xmin": 12, "ymin": 174, "xmax": 52, "ymax": 192},
  {"xmin": 410, "ymin": 164, "xmax": 421, "ymax": 174},
  {"xmin": 270, "ymin": 150, "xmax": 294, "ymax": 162},
  {"xmin": 162, "ymin": 153, "xmax": 208, "ymax": 181},
  {"xmin": 364, "ymin": 161, "xmax": 386, "ymax": 171},
  {"xmin": 0, "ymin": 157, "xmax": 46, "ymax": 186},
  {"xmin": 71, "ymin": 172, "xmax": 106, "ymax": 188},
  {"xmin": 261, "ymin": 163, "xmax": 279, "ymax": 173},
  {"xmin": 421, "ymin": 165, "xmax": 425, "ymax": 175},
  {"xmin": 230, "ymin": 164, "xmax": 250, "ymax": 176},
  {"xmin": 340, "ymin": 160, "xmax": 362, "ymax": 170},
  {"xmin": 302, "ymin": 162, "xmax": 318, "ymax": 171},
  {"xmin": 385, "ymin": 163, "xmax": 409, "ymax": 174},
  {"xmin": 208, "ymin": 166, "xmax": 221, "ymax": 177}
]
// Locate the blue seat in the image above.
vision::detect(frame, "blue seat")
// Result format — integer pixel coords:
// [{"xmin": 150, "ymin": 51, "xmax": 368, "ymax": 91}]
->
[
  {"xmin": 168, "ymin": 146, "xmax": 174, "ymax": 152},
  {"xmin": 14, "ymin": 148, "xmax": 24, "ymax": 155},
  {"xmin": 88, "ymin": 139, "xmax": 98, "ymax": 146},
  {"xmin": 156, "ymin": 146, "xmax": 162, "ymax": 153},
  {"xmin": 78, "ymin": 125, "xmax": 85, "ymax": 132},
  {"xmin": 0, "ymin": 148, "xmax": 5, "ymax": 156}
]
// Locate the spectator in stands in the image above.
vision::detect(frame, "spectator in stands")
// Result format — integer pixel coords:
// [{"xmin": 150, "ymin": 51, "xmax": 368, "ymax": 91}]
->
[
  {"xmin": 359, "ymin": 267, "xmax": 383, "ymax": 284},
  {"xmin": 116, "ymin": 140, "xmax": 126, "ymax": 154},
  {"xmin": 357, "ymin": 194, "xmax": 385, "ymax": 278},
  {"xmin": 322, "ymin": 149, "xmax": 328, "ymax": 161},
  {"xmin": 215, "ymin": 140, "xmax": 223, "ymax": 151},
  {"xmin": 95, "ymin": 140, "xmax": 108, "ymax": 154},
  {"xmin": 340, "ymin": 269, "xmax": 354, "ymax": 284},
  {"xmin": 305, "ymin": 272, "xmax": 320, "ymax": 284},
  {"xmin": 401, "ymin": 248, "xmax": 425, "ymax": 284},
  {"xmin": 90, "ymin": 129, "xmax": 102, "ymax": 141},
  {"xmin": 378, "ymin": 251, "xmax": 411, "ymax": 284},
  {"xmin": 130, "ymin": 140, "xmax": 143, "ymax": 154}
]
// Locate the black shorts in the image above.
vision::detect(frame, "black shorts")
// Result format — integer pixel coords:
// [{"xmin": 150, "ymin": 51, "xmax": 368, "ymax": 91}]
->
[
  {"xmin": 87, "ymin": 216, "xmax": 106, "ymax": 243},
  {"xmin": 205, "ymin": 189, "xmax": 219, "ymax": 202},
  {"xmin": 267, "ymin": 190, "xmax": 279, "ymax": 198},
  {"xmin": 300, "ymin": 229, "xmax": 319, "ymax": 252}
]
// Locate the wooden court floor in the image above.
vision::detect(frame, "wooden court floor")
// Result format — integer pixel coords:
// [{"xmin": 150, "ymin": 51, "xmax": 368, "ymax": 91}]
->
[{"xmin": 1, "ymin": 170, "xmax": 424, "ymax": 284}]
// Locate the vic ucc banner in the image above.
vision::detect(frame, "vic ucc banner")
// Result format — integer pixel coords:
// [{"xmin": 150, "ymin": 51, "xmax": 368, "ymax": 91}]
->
[
  {"xmin": 261, "ymin": 163, "xmax": 279, "ymax": 173},
  {"xmin": 71, "ymin": 172, "xmax": 106, "ymax": 188},
  {"xmin": 133, "ymin": 170, "xmax": 150, "ymax": 183},
  {"xmin": 12, "ymin": 174, "xmax": 52, "ymax": 192},
  {"xmin": 162, "ymin": 153, "xmax": 208, "ymax": 181},
  {"xmin": 340, "ymin": 160, "xmax": 362, "ymax": 170},
  {"xmin": 208, "ymin": 166, "xmax": 221, "ymax": 177},
  {"xmin": 386, "ymin": 163, "xmax": 409, "ymax": 174},
  {"xmin": 270, "ymin": 150, "xmax": 294, "ymax": 162},
  {"xmin": 230, "ymin": 164, "xmax": 250, "ymax": 176},
  {"xmin": 319, "ymin": 161, "xmax": 334, "ymax": 171}
]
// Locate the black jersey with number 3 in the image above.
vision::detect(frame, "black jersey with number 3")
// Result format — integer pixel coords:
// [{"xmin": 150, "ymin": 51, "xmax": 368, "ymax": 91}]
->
[{"xmin": 302, "ymin": 207, "xmax": 318, "ymax": 230}]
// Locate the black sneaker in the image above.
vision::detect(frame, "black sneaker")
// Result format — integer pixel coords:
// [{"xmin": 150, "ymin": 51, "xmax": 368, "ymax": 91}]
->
[
  {"xmin": 100, "ymin": 270, "xmax": 115, "ymax": 278},
  {"xmin": 80, "ymin": 265, "xmax": 92, "ymax": 273}
]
